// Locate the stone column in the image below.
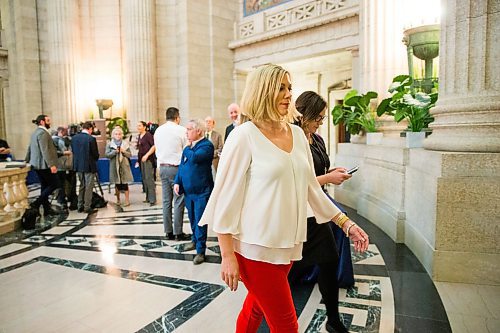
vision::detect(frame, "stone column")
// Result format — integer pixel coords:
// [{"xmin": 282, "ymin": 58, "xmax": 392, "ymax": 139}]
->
[
  {"xmin": 121, "ymin": 0, "xmax": 157, "ymax": 127},
  {"xmin": 3, "ymin": 0, "xmax": 43, "ymax": 160},
  {"xmin": 46, "ymin": 0, "xmax": 80, "ymax": 126},
  {"xmin": 348, "ymin": 47, "xmax": 360, "ymax": 90},
  {"xmin": 423, "ymin": 0, "xmax": 500, "ymax": 152},
  {"xmin": 359, "ymin": 0, "xmax": 409, "ymax": 137},
  {"xmin": 403, "ymin": 0, "xmax": 500, "ymax": 284}
]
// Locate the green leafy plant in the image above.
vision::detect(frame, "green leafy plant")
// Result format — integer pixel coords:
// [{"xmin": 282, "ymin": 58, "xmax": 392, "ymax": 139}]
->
[
  {"xmin": 106, "ymin": 117, "xmax": 130, "ymax": 138},
  {"xmin": 377, "ymin": 75, "xmax": 437, "ymax": 132},
  {"xmin": 332, "ymin": 90, "xmax": 379, "ymax": 134}
]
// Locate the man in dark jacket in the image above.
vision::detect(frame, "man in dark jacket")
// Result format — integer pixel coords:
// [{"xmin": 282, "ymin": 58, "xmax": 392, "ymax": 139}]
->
[
  {"xmin": 174, "ymin": 119, "xmax": 214, "ymax": 265},
  {"xmin": 224, "ymin": 103, "xmax": 240, "ymax": 141},
  {"xmin": 25, "ymin": 114, "xmax": 60, "ymax": 216},
  {"xmin": 71, "ymin": 121, "xmax": 99, "ymax": 213}
]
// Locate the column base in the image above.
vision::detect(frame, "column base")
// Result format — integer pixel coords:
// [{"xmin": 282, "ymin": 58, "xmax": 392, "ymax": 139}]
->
[{"xmin": 405, "ymin": 149, "xmax": 500, "ymax": 285}]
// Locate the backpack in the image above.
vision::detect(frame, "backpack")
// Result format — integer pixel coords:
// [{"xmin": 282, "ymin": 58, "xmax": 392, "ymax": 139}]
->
[
  {"xmin": 21, "ymin": 207, "xmax": 40, "ymax": 230},
  {"xmin": 91, "ymin": 192, "xmax": 108, "ymax": 209}
]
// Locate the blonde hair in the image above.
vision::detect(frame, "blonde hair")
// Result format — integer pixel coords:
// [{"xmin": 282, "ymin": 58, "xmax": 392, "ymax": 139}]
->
[{"xmin": 239, "ymin": 64, "xmax": 297, "ymax": 124}]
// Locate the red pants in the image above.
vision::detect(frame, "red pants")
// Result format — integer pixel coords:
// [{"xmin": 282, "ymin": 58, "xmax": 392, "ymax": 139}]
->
[{"xmin": 235, "ymin": 253, "xmax": 298, "ymax": 333}]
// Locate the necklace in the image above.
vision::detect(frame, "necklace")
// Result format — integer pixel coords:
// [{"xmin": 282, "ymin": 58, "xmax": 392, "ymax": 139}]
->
[{"xmin": 254, "ymin": 121, "xmax": 286, "ymax": 132}]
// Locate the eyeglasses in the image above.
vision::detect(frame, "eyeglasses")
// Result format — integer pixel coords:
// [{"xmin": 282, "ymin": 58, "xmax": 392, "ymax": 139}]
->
[{"xmin": 314, "ymin": 115, "xmax": 326, "ymax": 122}]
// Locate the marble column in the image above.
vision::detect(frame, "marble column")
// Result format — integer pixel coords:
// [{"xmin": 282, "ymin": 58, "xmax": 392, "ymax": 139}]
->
[
  {"xmin": 46, "ymin": 0, "xmax": 81, "ymax": 125},
  {"xmin": 358, "ymin": 0, "xmax": 409, "ymax": 137},
  {"xmin": 2, "ymin": 0, "xmax": 43, "ymax": 160},
  {"xmin": 121, "ymin": 0, "xmax": 157, "ymax": 127},
  {"xmin": 403, "ymin": 0, "xmax": 500, "ymax": 284},
  {"xmin": 424, "ymin": 0, "xmax": 500, "ymax": 152}
]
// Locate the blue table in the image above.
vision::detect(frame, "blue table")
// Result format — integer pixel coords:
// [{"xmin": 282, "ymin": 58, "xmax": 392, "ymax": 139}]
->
[
  {"xmin": 97, "ymin": 157, "xmax": 142, "ymax": 183},
  {"xmin": 26, "ymin": 157, "xmax": 143, "ymax": 185}
]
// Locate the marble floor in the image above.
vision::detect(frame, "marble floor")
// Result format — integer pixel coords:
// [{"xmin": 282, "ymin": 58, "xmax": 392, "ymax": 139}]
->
[{"xmin": 0, "ymin": 183, "xmax": 474, "ymax": 332}]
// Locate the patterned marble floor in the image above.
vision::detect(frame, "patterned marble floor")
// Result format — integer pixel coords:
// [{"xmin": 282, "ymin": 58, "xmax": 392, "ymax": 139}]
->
[{"xmin": 0, "ymin": 184, "xmax": 451, "ymax": 332}]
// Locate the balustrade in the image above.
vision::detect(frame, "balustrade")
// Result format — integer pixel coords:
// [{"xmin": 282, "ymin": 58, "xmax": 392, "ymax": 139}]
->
[{"xmin": 0, "ymin": 166, "xmax": 30, "ymax": 234}]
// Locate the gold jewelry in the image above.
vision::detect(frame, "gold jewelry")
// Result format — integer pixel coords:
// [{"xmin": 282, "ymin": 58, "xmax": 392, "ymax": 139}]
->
[
  {"xmin": 345, "ymin": 222, "xmax": 357, "ymax": 237},
  {"xmin": 335, "ymin": 213, "xmax": 349, "ymax": 228}
]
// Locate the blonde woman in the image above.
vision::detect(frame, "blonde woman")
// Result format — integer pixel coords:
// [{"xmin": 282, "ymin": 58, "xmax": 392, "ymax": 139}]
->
[
  {"xmin": 105, "ymin": 127, "xmax": 133, "ymax": 206},
  {"xmin": 199, "ymin": 64, "xmax": 369, "ymax": 333}
]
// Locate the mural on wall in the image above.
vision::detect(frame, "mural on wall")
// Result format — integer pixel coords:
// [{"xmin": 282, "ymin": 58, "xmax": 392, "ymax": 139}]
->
[{"xmin": 244, "ymin": 0, "xmax": 294, "ymax": 16}]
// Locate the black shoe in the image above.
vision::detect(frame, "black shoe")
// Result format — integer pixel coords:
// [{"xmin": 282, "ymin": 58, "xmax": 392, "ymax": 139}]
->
[
  {"xmin": 193, "ymin": 254, "xmax": 205, "ymax": 265},
  {"xmin": 174, "ymin": 233, "xmax": 192, "ymax": 241},
  {"xmin": 43, "ymin": 207, "xmax": 60, "ymax": 216},
  {"xmin": 77, "ymin": 207, "xmax": 84, "ymax": 213},
  {"xmin": 149, "ymin": 202, "xmax": 156, "ymax": 206},
  {"xmin": 325, "ymin": 321, "xmax": 348, "ymax": 333},
  {"xmin": 166, "ymin": 232, "xmax": 174, "ymax": 240},
  {"xmin": 183, "ymin": 242, "xmax": 196, "ymax": 252},
  {"xmin": 84, "ymin": 208, "xmax": 97, "ymax": 214}
]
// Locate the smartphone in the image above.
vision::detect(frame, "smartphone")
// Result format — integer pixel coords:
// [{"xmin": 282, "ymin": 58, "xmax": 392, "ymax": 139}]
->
[{"xmin": 346, "ymin": 166, "xmax": 359, "ymax": 175}]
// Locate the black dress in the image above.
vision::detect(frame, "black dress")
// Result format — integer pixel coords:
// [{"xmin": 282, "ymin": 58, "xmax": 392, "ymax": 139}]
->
[{"xmin": 288, "ymin": 132, "xmax": 345, "ymax": 327}]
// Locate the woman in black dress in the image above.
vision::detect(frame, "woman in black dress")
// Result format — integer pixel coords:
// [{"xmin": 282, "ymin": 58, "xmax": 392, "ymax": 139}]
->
[{"xmin": 290, "ymin": 91, "xmax": 361, "ymax": 333}]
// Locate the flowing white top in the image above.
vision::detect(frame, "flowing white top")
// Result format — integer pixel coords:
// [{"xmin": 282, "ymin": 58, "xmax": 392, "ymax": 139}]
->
[{"xmin": 198, "ymin": 121, "xmax": 341, "ymax": 264}]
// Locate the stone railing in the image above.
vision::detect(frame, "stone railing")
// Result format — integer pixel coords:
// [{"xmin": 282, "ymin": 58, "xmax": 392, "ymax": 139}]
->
[
  {"xmin": 0, "ymin": 164, "xmax": 30, "ymax": 234},
  {"xmin": 230, "ymin": 0, "xmax": 359, "ymax": 48}
]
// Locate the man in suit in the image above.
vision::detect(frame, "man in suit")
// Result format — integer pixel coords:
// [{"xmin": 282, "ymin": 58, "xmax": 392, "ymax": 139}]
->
[
  {"xmin": 71, "ymin": 121, "xmax": 99, "ymax": 214},
  {"xmin": 204, "ymin": 116, "xmax": 223, "ymax": 177},
  {"xmin": 174, "ymin": 119, "xmax": 214, "ymax": 265},
  {"xmin": 25, "ymin": 114, "xmax": 61, "ymax": 216},
  {"xmin": 224, "ymin": 103, "xmax": 240, "ymax": 141}
]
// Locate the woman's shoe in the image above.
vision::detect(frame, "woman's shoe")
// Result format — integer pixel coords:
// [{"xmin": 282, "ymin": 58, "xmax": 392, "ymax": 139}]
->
[
  {"xmin": 325, "ymin": 320, "xmax": 349, "ymax": 333},
  {"xmin": 122, "ymin": 202, "xmax": 130, "ymax": 207}
]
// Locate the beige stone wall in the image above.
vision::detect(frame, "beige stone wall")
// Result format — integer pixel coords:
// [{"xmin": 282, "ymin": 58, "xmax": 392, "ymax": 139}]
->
[
  {"xmin": 173, "ymin": 0, "xmax": 237, "ymax": 128},
  {"xmin": 156, "ymin": 0, "xmax": 179, "ymax": 122},
  {"xmin": 405, "ymin": 150, "xmax": 500, "ymax": 284}
]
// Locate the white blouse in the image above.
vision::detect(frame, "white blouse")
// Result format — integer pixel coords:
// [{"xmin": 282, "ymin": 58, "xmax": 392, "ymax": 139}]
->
[{"xmin": 198, "ymin": 121, "xmax": 341, "ymax": 264}]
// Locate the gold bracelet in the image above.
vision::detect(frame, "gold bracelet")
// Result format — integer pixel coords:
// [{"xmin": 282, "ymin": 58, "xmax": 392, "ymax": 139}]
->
[
  {"xmin": 335, "ymin": 213, "xmax": 346, "ymax": 225},
  {"xmin": 345, "ymin": 222, "xmax": 357, "ymax": 237},
  {"xmin": 336, "ymin": 214, "xmax": 349, "ymax": 228}
]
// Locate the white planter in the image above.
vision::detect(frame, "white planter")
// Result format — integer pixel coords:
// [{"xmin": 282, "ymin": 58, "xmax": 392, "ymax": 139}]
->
[
  {"xmin": 366, "ymin": 132, "xmax": 383, "ymax": 145},
  {"xmin": 350, "ymin": 134, "xmax": 366, "ymax": 144},
  {"xmin": 405, "ymin": 131, "xmax": 426, "ymax": 148}
]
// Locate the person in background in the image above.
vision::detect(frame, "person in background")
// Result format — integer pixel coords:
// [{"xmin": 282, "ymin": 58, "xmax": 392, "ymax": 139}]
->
[
  {"xmin": 199, "ymin": 64, "xmax": 369, "ymax": 333},
  {"xmin": 71, "ymin": 121, "xmax": 99, "ymax": 214},
  {"xmin": 289, "ymin": 91, "xmax": 355, "ymax": 333},
  {"xmin": 154, "ymin": 107, "xmax": 191, "ymax": 241},
  {"xmin": 204, "ymin": 116, "xmax": 223, "ymax": 177},
  {"xmin": 0, "ymin": 138, "xmax": 11, "ymax": 162},
  {"xmin": 174, "ymin": 119, "xmax": 214, "ymax": 265},
  {"xmin": 52, "ymin": 126, "xmax": 73, "ymax": 210},
  {"xmin": 106, "ymin": 127, "xmax": 133, "ymax": 207},
  {"xmin": 224, "ymin": 103, "xmax": 240, "ymax": 141},
  {"xmin": 137, "ymin": 121, "xmax": 156, "ymax": 206},
  {"xmin": 25, "ymin": 114, "xmax": 60, "ymax": 216}
]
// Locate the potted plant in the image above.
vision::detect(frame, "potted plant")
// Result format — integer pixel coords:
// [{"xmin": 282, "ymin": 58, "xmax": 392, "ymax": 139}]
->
[
  {"xmin": 332, "ymin": 90, "xmax": 380, "ymax": 144},
  {"xmin": 377, "ymin": 75, "xmax": 437, "ymax": 148}
]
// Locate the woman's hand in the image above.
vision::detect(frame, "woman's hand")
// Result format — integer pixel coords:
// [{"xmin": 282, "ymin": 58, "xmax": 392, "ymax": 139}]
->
[
  {"xmin": 325, "ymin": 168, "xmax": 351, "ymax": 185},
  {"xmin": 173, "ymin": 184, "xmax": 180, "ymax": 196},
  {"xmin": 345, "ymin": 221, "xmax": 369, "ymax": 252},
  {"xmin": 220, "ymin": 253, "xmax": 240, "ymax": 291}
]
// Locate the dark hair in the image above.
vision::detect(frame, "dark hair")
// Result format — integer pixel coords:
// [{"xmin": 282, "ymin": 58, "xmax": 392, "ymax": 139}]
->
[
  {"xmin": 295, "ymin": 91, "xmax": 327, "ymax": 130},
  {"xmin": 32, "ymin": 114, "xmax": 48, "ymax": 125},
  {"xmin": 138, "ymin": 121, "xmax": 147, "ymax": 128},
  {"xmin": 166, "ymin": 107, "xmax": 180, "ymax": 120},
  {"xmin": 81, "ymin": 121, "xmax": 94, "ymax": 130}
]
